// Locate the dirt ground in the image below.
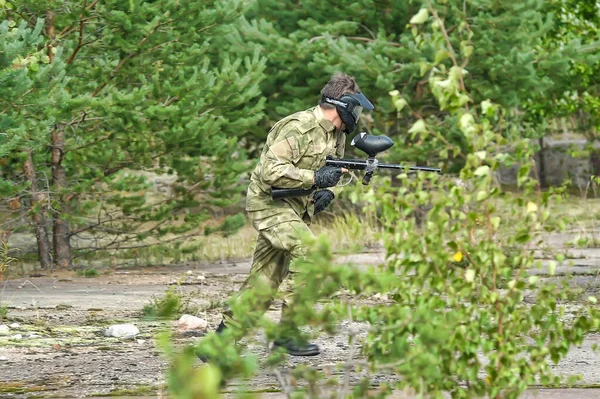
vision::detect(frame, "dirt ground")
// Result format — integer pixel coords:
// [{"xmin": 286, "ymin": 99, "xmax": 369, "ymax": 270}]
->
[{"xmin": 1, "ymin": 242, "xmax": 600, "ymax": 398}]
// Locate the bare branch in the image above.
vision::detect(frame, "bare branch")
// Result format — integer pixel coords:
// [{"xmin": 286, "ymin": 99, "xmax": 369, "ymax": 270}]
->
[
  {"xmin": 426, "ymin": 1, "xmax": 469, "ymax": 101},
  {"xmin": 338, "ymin": 303, "xmax": 357, "ymax": 399}
]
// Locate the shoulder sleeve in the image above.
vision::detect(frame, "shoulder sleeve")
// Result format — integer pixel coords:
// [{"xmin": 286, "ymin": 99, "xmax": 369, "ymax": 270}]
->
[{"xmin": 258, "ymin": 120, "xmax": 315, "ymax": 189}]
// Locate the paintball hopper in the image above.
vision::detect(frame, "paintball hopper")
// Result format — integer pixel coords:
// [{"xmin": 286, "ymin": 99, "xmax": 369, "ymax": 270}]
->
[{"xmin": 351, "ymin": 132, "xmax": 394, "ymax": 157}]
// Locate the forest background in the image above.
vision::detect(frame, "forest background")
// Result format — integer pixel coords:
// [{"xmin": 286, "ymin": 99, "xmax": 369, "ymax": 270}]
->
[{"xmin": 1, "ymin": 0, "xmax": 599, "ymax": 270}]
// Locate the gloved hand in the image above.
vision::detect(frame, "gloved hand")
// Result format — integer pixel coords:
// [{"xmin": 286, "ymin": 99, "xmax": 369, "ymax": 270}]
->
[
  {"xmin": 314, "ymin": 165, "xmax": 343, "ymax": 188},
  {"xmin": 313, "ymin": 189, "xmax": 334, "ymax": 215}
]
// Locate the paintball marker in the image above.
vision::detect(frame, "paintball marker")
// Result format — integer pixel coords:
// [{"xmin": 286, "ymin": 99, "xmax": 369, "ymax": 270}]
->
[{"xmin": 271, "ymin": 133, "xmax": 441, "ymax": 200}]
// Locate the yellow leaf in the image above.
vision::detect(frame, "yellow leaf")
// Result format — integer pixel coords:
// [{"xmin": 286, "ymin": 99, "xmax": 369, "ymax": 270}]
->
[
  {"xmin": 452, "ymin": 251, "xmax": 463, "ymax": 262},
  {"xmin": 526, "ymin": 201, "xmax": 538, "ymax": 213}
]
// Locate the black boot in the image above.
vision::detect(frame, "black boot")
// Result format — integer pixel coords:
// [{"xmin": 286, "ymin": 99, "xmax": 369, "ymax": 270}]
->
[
  {"xmin": 215, "ymin": 320, "xmax": 227, "ymax": 334},
  {"xmin": 272, "ymin": 338, "xmax": 321, "ymax": 356},
  {"xmin": 197, "ymin": 320, "xmax": 227, "ymax": 363}
]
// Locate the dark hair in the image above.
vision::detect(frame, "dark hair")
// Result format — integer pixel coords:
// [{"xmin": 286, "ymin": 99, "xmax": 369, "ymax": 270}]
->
[{"xmin": 320, "ymin": 73, "xmax": 360, "ymax": 109}]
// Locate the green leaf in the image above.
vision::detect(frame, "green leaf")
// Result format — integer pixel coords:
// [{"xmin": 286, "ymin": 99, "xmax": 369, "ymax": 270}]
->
[
  {"xmin": 410, "ymin": 8, "xmax": 429, "ymax": 24},
  {"xmin": 491, "ymin": 216, "xmax": 501, "ymax": 229},
  {"xmin": 476, "ymin": 190, "xmax": 489, "ymax": 201},
  {"xmin": 394, "ymin": 98, "xmax": 408, "ymax": 112},
  {"xmin": 474, "ymin": 165, "xmax": 490, "ymax": 176},
  {"xmin": 529, "ymin": 275, "xmax": 539, "ymax": 285},
  {"xmin": 465, "ymin": 269, "xmax": 475, "ymax": 282},
  {"xmin": 460, "ymin": 41, "xmax": 473, "ymax": 58},
  {"xmin": 548, "ymin": 261, "xmax": 557, "ymax": 276},
  {"xmin": 459, "ymin": 113, "xmax": 476, "ymax": 135},
  {"xmin": 434, "ymin": 49, "xmax": 451, "ymax": 64},
  {"xmin": 481, "ymin": 100, "xmax": 495, "ymax": 117},
  {"xmin": 408, "ymin": 119, "xmax": 427, "ymax": 135}
]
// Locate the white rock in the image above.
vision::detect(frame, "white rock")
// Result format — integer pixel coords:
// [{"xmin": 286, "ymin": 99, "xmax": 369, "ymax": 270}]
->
[
  {"xmin": 177, "ymin": 314, "xmax": 208, "ymax": 333},
  {"xmin": 11, "ymin": 334, "xmax": 22, "ymax": 340},
  {"xmin": 0, "ymin": 325, "xmax": 9, "ymax": 336},
  {"xmin": 196, "ymin": 275, "xmax": 206, "ymax": 281},
  {"xmin": 0, "ymin": 356, "xmax": 8, "ymax": 362},
  {"xmin": 28, "ymin": 334, "xmax": 41, "ymax": 339},
  {"xmin": 9, "ymin": 323, "xmax": 20, "ymax": 329},
  {"xmin": 104, "ymin": 324, "xmax": 139, "ymax": 339},
  {"xmin": 137, "ymin": 339, "xmax": 146, "ymax": 345},
  {"xmin": 186, "ymin": 270, "xmax": 193, "ymax": 275}
]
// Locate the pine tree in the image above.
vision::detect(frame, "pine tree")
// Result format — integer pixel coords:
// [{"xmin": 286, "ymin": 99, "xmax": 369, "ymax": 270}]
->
[
  {"xmin": 0, "ymin": 19, "xmax": 70, "ymax": 269},
  {"xmin": 224, "ymin": 0, "xmax": 598, "ymax": 170},
  {"xmin": 1, "ymin": 0, "xmax": 266, "ymax": 268}
]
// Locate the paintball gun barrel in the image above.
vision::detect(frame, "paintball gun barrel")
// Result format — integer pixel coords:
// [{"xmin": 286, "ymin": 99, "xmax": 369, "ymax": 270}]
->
[{"xmin": 271, "ymin": 133, "xmax": 441, "ymax": 200}]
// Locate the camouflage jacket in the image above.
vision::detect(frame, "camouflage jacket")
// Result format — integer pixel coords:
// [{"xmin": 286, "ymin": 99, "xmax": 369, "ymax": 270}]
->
[{"xmin": 246, "ymin": 106, "xmax": 346, "ymax": 229}]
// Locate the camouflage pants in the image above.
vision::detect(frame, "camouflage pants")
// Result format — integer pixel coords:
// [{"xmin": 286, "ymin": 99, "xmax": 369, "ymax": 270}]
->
[{"xmin": 222, "ymin": 207, "xmax": 314, "ymax": 329}]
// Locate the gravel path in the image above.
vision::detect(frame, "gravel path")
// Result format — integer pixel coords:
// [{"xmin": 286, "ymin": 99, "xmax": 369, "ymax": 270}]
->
[{"xmin": 1, "ymin": 247, "xmax": 600, "ymax": 398}]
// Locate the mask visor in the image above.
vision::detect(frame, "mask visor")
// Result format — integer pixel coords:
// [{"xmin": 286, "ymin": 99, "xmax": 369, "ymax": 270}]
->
[
  {"xmin": 352, "ymin": 105, "xmax": 363, "ymax": 122},
  {"xmin": 352, "ymin": 92, "xmax": 374, "ymax": 110}
]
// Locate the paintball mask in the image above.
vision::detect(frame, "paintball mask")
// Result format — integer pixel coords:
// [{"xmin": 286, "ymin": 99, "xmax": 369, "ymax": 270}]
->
[{"xmin": 321, "ymin": 92, "xmax": 374, "ymax": 134}]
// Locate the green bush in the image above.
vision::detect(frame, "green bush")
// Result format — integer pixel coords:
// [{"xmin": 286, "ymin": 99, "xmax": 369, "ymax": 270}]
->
[
  {"xmin": 76, "ymin": 268, "xmax": 99, "ymax": 278},
  {"xmin": 143, "ymin": 287, "xmax": 193, "ymax": 320}
]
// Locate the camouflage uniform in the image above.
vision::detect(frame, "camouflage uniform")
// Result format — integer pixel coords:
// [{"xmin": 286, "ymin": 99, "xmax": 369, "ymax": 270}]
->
[{"xmin": 223, "ymin": 105, "xmax": 345, "ymax": 327}]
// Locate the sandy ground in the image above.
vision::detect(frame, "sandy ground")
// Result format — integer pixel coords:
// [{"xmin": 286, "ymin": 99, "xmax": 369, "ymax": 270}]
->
[{"xmin": 1, "ymin": 244, "xmax": 600, "ymax": 398}]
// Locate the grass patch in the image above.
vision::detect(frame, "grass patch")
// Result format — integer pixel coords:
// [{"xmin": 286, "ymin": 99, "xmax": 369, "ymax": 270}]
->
[
  {"xmin": 313, "ymin": 212, "xmax": 381, "ymax": 252},
  {"xmin": 0, "ymin": 303, "xmax": 8, "ymax": 320},
  {"xmin": 142, "ymin": 287, "xmax": 196, "ymax": 320},
  {"xmin": 66, "ymin": 210, "xmax": 383, "ymax": 269},
  {"xmin": 92, "ymin": 385, "xmax": 157, "ymax": 397},
  {"xmin": 76, "ymin": 268, "xmax": 99, "ymax": 277},
  {"xmin": 0, "ymin": 382, "xmax": 48, "ymax": 395}
]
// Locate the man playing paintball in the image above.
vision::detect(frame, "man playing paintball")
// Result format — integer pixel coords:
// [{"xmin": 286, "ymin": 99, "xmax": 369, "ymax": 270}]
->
[{"xmin": 206, "ymin": 72, "xmax": 374, "ymax": 357}]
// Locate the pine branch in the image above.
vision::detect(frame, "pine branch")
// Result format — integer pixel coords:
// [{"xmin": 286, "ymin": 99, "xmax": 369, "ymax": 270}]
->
[
  {"xmin": 57, "ymin": 0, "xmax": 100, "ymax": 37},
  {"xmin": 308, "ymin": 35, "xmax": 401, "ymax": 47},
  {"xmin": 65, "ymin": 17, "xmax": 86, "ymax": 64},
  {"xmin": 91, "ymin": 19, "xmax": 174, "ymax": 97}
]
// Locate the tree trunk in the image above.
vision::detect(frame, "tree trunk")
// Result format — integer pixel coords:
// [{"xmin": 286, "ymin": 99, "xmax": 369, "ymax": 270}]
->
[
  {"xmin": 51, "ymin": 126, "xmax": 72, "ymax": 269},
  {"xmin": 46, "ymin": 11, "xmax": 55, "ymax": 63},
  {"xmin": 538, "ymin": 137, "xmax": 547, "ymax": 188},
  {"xmin": 23, "ymin": 150, "xmax": 53, "ymax": 269}
]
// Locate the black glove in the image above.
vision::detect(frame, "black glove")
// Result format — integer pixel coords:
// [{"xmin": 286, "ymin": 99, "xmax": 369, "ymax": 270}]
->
[
  {"xmin": 314, "ymin": 165, "xmax": 343, "ymax": 188},
  {"xmin": 313, "ymin": 189, "xmax": 334, "ymax": 215}
]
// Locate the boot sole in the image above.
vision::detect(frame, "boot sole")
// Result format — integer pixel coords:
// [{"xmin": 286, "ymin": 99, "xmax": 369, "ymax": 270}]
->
[{"xmin": 272, "ymin": 345, "xmax": 321, "ymax": 357}]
